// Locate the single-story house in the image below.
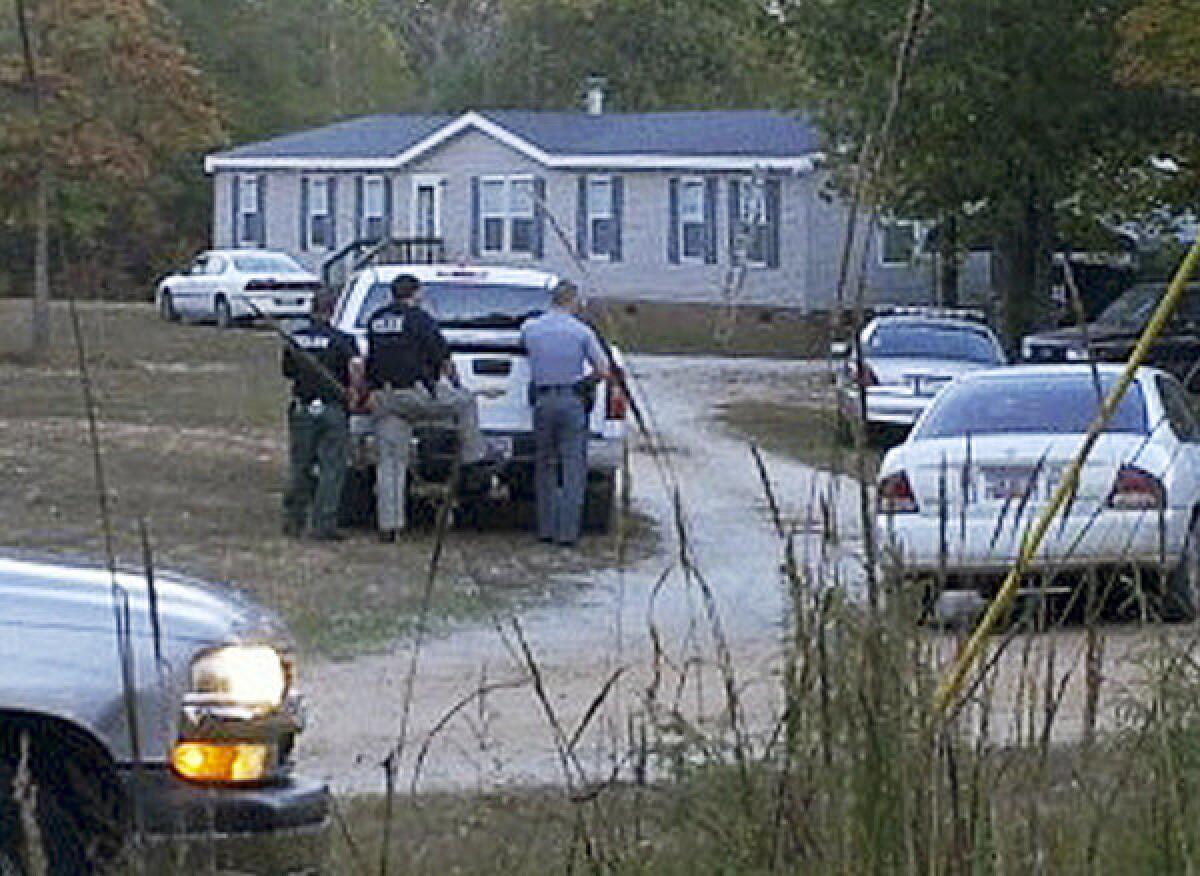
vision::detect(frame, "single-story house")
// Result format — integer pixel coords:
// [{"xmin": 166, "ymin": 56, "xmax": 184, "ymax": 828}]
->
[{"xmin": 204, "ymin": 99, "xmax": 990, "ymax": 311}]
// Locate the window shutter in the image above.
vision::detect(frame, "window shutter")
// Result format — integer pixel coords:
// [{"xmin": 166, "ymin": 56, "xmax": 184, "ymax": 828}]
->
[
  {"xmin": 327, "ymin": 176, "xmax": 338, "ymax": 250},
  {"xmin": 766, "ymin": 178, "xmax": 782, "ymax": 270},
  {"xmin": 355, "ymin": 176, "xmax": 364, "ymax": 240},
  {"xmin": 300, "ymin": 177, "xmax": 309, "ymax": 251},
  {"xmin": 384, "ymin": 177, "xmax": 394, "ymax": 240},
  {"xmin": 728, "ymin": 178, "xmax": 741, "ymax": 261},
  {"xmin": 258, "ymin": 175, "xmax": 268, "ymax": 247},
  {"xmin": 230, "ymin": 176, "xmax": 240, "ymax": 248},
  {"xmin": 667, "ymin": 178, "xmax": 680, "ymax": 265},
  {"xmin": 470, "ymin": 177, "xmax": 481, "ymax": 257},
  {"xmin": 533, "ymin": 177, "xmax": 546, "ymax": 259},
  {"xmin": 704, "ymin": 177, "xmax": 718, "ymax": 265},
  {"xmin": 576, "ymin": 176, "xmax": 588, "ymax": 260},
  {"xmin": 612, "ymin": 176, "xmax": 624, "ymax": 263}
]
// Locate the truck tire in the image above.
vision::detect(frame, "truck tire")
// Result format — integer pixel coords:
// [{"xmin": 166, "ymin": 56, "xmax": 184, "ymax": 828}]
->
[
  {"xmin": 583, "ymin": 472, "xmax": 617, "ymax": 533},
  {"xmin": 0, "ymin": 723, "xmax": 127, "ymax": 875},
  {"xmin": 0, "ymin": 761, "xmax": 21, "ymax": 876},
  {"xmin": 339, "ymin": 467, "xmax": 377, "ymax": 528}
]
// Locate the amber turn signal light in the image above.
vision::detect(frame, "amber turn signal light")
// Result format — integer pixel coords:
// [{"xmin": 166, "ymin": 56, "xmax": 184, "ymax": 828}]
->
[{"xmin": 171, "ymin": 741, "xmax": 270, "ymax": 783}]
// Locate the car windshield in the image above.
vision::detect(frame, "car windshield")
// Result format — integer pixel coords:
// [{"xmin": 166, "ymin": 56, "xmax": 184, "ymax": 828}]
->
[
  {"xmin": 354, "ymin": 281, "xmax": 551, "ymax": 328},
  {"xmin": 1096, "ymin": 284, "xmax": 1162, "ymax": 329},
  {"xmin": 916, "ymin": 374, "xmax": 1148, "ymax": 438},
  {"xmin": 1096, "ymin": 283, "xmax": 1200, "ymax": 329},
  {"xmin": 865, "ymin": 322, "xmax": 1002, "ymax": 363},
  {"xmin": 231, "ymin": 253, "xmax": 305, "ymax": 273}
]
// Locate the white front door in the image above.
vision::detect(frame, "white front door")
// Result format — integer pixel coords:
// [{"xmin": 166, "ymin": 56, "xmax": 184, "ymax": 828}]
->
[{"xmin": 411, "ymin": 176, "xmax": 442, "ymax": 239}]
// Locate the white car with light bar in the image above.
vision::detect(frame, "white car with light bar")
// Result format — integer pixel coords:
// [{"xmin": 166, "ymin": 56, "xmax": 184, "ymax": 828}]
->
[
  {"xmin": 332, "ymin": 262, "xmax": 630, "ymax": 531},
  {"xmin": 835, "ymin": 308, "xmax": 1007, "ymax": 436},
  {"xmin": 876, "ymin": 364, "xmax": 1200, "ymax": 619},
  {"xmin": 156, "ymin": 249, "xmax": 321, "ymax": 327},
  {"xmin": 0, "ymin": 554, "xmax": 328, "ymax": 873}
]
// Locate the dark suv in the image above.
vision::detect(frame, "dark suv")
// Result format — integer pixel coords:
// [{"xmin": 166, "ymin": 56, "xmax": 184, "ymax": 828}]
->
[{"xmin": 1021, "ymin": 282, "xmax": 1200, "ymax": 390}]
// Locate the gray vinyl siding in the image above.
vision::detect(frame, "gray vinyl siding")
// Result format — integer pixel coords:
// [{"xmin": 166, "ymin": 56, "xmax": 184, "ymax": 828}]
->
[{"xmin": 209, "ymin": 126, "xmax": 990, "ymax": 310}]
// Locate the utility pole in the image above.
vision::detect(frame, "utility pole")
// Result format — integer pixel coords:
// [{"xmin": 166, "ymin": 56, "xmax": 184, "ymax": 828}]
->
[{"xmin": 15, "ymin": 0, "xmax": 51, "ymax": 355}]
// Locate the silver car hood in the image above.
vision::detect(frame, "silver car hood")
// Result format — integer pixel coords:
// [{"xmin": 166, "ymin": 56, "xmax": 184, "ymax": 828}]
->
[{"xmin": 0, "ymin": 554, "xmax": 283, "ymax": 646}]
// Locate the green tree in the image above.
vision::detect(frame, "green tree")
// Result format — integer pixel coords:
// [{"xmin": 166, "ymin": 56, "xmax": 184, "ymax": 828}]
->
[
  {"xmin": 165, "ymin": 0, "xmax": 415, "ymax": 141},
  {"xmin": 0, "ymin": 0, "xmax": 223, "ymax": 347},
  {"xmin": 774, "ymin": 0, "xmax": 1198, "ymax": 343}
]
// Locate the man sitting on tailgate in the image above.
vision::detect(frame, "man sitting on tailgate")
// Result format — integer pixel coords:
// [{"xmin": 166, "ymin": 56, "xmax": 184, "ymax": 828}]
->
[{"xmin": 364, "ymin": 273, "xmax": 491, "ymax": 541}]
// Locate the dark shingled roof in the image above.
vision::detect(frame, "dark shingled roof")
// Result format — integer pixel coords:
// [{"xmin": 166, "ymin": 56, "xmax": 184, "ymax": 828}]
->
[
  {"xmin": 211, "ymin": 114, "xmax": 455, "ymax": 161},
  {"xmin": 209, "ymin": 109, "xmax": 820, "ymax": 163},
  {"xmin": 481, "ymin": 110, "xmax": 820, "ymax": 157}
]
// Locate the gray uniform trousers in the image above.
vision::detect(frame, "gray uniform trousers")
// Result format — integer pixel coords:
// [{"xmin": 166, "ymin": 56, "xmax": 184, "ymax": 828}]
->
[
  {"xmin": 533, "ymin": 386, "xmax": 589, "ymax": 544},
  {"xmin": 372, "ymin": 378, "xmax": 487, "ymax": 532}
]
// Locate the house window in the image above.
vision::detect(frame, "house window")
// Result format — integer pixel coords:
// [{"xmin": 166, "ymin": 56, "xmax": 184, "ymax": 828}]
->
[
  {"xmin": 881, "ymin": 219, "xmax": 920, "ymax": 266},
  {"xmin": 679, "ymin": 178, "xmax": 708, "ymax": 262},
  {"xmin": 480, "ymin": 178, "xmax": 506, "ymax": 253},
  {"xmin": 479, "ymin": 175, "xmax": 536, "ymax": 256},
  {"xmin": 733, "ymin": 177, "xmax": 771, "ymax": 267},
  {"xmin": 362, "ymin": 175, "xmax": 386, "ymax": 240},
  {"xmin": 307, "ymin": 177, "xmax": 333, "ymax": 250},
  {"xmin": 588, "ymin": 177, "xmax": 615, "ymax": 260},
  {"xmin": 237, "ymin": 176, "xmax": 262, "ymax": 247}
]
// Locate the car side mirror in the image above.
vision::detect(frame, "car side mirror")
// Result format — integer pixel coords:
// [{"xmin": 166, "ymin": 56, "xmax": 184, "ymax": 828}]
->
[{"xmin": 830, "ymin": 340, "xmax": 850, "ymax": 358}]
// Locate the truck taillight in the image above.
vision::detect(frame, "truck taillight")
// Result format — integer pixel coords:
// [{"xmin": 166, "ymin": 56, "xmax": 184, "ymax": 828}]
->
[
  {"xmin": 1107, "ymin": 464, "xmax": 1165, "ymax": 511},
  {"xmin": 878, "ymin": 471, "xmax": 918, "ymax": 513},
  {"xmin": 606, "ymin": 383, "xmax": 628, "ymax": 420}
]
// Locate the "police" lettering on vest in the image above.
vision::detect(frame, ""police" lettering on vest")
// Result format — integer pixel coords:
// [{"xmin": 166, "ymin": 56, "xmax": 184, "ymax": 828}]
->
[
  {"xmin": 371, "ymin": 316, "xmax": 406, "ymax": 333},
  {"xmin": 296, "ymin": 335, "xmax": 332, "ymax": 350}
]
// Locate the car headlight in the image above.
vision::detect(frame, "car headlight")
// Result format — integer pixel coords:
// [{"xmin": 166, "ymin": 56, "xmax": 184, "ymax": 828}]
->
[
  {"xmin": 1064, "ymin": 347, "xmax": 1090, "ymax": 361},
  {"xmin": 188, "ymin": 644, "xmax": 288, "ymax": 708}
]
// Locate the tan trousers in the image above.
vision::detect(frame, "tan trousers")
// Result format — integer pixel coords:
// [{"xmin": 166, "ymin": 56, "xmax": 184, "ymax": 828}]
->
[{"xmin": 371, "ymin": 379, "xmax": 486, "ymax": 531}]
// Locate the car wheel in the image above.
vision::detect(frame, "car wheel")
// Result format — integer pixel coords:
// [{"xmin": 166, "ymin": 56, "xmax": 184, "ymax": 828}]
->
[
  {"xmin": 214, "ymin": 296, "xmax": 233, "ymax": 329},
  {"xmin": 0, "ymin": 732, "xmax": 126, "ymax": 876},
  {"xmin": 583, "ymin": 472, "xmax": 617, "ymax": 533},
  {"xmin": 158, "ymin": 290, "xmax": 178, "ymax": 323},
  {"xmin": 1164, "ymin": 515, "xmax": 1200, "ymax": 622}
]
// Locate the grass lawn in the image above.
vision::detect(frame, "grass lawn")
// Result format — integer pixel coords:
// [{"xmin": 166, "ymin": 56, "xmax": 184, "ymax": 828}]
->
[{"xmin": 0, "ymin": 301, "xmax": 654, "ymax": 657}]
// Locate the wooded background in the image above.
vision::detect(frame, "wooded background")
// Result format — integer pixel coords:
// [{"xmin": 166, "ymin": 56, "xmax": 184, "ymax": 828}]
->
[{"xmin": 2, "ymin": 0, "xmax": 1199, "ymax": 342}]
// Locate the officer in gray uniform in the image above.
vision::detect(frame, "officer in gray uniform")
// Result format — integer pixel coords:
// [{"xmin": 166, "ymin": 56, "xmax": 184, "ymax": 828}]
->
[
  {"xmin": 282, "ymin": 289, "xmax": 359, "ymax": 540},
  {"xmin": 520, "ymin": 281, "xmax": 611, "ymax": 546},
  {"xmin": 365, "ymin": 273, "xmax": 491, "ymax": 541}
]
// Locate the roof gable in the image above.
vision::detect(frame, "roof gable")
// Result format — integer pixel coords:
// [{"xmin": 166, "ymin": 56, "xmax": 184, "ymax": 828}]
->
[{"xmin": 205, "ymin": 109, "xmax": 821, "ymax": 173}]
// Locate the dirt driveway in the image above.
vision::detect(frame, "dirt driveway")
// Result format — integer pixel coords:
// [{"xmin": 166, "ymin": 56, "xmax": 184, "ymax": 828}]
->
[
  {"xmin": 301, "ymin": 353, "xmax": 1196, "ymax": 796},
  {"xmin": 299, "ymin": 354, "xmax": 863, "ymax": 794}
]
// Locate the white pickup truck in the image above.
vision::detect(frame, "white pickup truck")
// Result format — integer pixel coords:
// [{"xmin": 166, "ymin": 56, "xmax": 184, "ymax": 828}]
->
[{"xmin": 331, "ymin": 263, "xmax": 630, "ymax": 530}]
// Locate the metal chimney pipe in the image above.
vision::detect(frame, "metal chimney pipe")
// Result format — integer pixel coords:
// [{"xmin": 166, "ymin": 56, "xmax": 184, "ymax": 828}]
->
[{"xmin": 585, "ymin": 75, "xmax": 607, "ymax": 116}]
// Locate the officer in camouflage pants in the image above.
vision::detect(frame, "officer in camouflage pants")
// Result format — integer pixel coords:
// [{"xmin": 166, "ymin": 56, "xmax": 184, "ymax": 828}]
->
[{"xmin": 282, "ymin": 289, "xmax": 360, "ymax": 540}]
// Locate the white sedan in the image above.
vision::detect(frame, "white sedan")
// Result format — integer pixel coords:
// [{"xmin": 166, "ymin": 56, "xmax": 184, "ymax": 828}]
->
[
  {"xmin": 836, "ymin": 309, "xmax": 1007, "ymax": 436},
  {"xmin": 877, "ymin": 364, "xmax": 1200, "ymax": 618},
  {"xmin": 156, "ymin": 249, "xmax": 321, "ymax": 327}
]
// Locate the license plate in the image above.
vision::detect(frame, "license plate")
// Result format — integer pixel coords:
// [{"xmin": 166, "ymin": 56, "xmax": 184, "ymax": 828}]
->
[{"xmin": 982, "ymin": 465, "xmax": 1037, "ymax": 500}]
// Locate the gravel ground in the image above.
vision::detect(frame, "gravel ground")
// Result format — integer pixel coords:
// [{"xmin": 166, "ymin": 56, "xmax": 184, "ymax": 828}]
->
[
  {"xmin": 299, "ymin": 353, "xmax": 1195, "ymax": 796},
  {"xmin": 299, "ymin": 354, "xmax": 864, "ymax": 795}
]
